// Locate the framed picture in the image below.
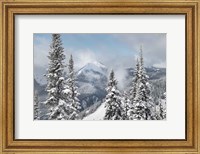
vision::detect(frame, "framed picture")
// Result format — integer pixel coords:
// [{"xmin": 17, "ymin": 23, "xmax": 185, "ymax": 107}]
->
[
  {"xmin": 1, "ymin": 0, "xmax": 200, "ymax": 153},
  {"xmin": 33, "ymin": 33, "xmax": 167, "ymax": 121}
]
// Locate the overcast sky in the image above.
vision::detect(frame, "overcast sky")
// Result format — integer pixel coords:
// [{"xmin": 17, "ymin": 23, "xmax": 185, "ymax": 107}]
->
[{"xmin": 34, "ymin": 33, "xmax": 166, "ymax": 84}]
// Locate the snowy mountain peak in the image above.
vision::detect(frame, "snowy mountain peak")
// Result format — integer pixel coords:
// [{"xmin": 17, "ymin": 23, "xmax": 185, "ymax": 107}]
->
[
  {"xmin": 76, "ymin": 62, "xmax": 108, "ymax": 110},
  {"xmin": 91, "ymin": 61, "xmax": 106, "ymax": 69},
  {"xmin": 77, "ymin": 61, "xmax": 107, "ymax": 75}
]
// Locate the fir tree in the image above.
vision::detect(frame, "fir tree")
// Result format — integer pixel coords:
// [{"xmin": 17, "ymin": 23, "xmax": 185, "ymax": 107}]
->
[
  {"xmin": 129, "ymin": 58, "xmax": 140, "ymax": 103},
  {"xmin": 34, "ymin": 91, "xmax": 40, "ymax": 120},
  {"xmin": 139, "ymin": 46, "xmax": 151, "ymax": 103},
  {"xmin": 128, "ymin": 58, "xmax": 140, "ymax": 117},
  {"xmin": 64, "ymin": 54, "xmax": 81, "ymax": 120},
  {"xmin": 104, "ymin": 70, "xmax": 123, "ymax": 120},
  {"xmin": 128, "ymin": 77, "xmax": 148, "ymax": 120},
  {"xmin": 44, "ymin": 34, "xmax": 67, "ymax": 120},
  {"xmin": 121, "ymin": 91, "xmax": 130, "ymax": 120},
  {"xmin": 132, "ymin": 81, "xmax": 148, "ymax": 120},
  {"xmin": 159, "ymin": 92, "xmax": 166, "ymax": 119},
  {"xmin": 128, "ymin": 57, "xmax": 142, "ymax": 120},
  {"xmin": 128, "ymin": 46, "xmax": 153, "ymax": 120},
  {"xmin": 138, "ymin": 46, "xmax": 153, "ymax": 119}
]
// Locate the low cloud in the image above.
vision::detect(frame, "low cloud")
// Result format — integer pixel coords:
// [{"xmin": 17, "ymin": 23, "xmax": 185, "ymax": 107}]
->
[
  {"xmin": 114, "ymin": 67, "xmax": 128, "ymax": 90},
  {"xmin": 113, "ymin": 33, "xmax": 166, "ymax": 68},
  {"xmin": 66, "ymin": 48, "xmax": 97, "ymax": 70},
  {"xmin": 34, "ymin": 33, "xmax": 166, "ymax": 84}
]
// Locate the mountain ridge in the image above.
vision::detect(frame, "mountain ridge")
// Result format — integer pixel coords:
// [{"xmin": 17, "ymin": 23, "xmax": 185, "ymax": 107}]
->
[{"xmin": 34, "ymin": 61, "xmax": 166, "ymax": 114}]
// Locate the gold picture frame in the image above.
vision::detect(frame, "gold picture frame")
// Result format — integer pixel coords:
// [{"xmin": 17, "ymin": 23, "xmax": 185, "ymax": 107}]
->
[{"xmin": 0, "ymin": 0, "xmax": 200, "ymax": 153}]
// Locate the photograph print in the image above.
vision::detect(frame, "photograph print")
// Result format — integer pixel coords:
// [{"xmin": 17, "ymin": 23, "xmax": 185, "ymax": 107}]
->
[{"xmin": 34, "ymin": 33, "xmax": 166, "ymax": 120}]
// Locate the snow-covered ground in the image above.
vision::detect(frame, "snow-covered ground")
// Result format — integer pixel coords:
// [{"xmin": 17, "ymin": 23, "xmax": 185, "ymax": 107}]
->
[{"xmin": 83, "ymin": 103, "xmax": 106, "ymax": 120}]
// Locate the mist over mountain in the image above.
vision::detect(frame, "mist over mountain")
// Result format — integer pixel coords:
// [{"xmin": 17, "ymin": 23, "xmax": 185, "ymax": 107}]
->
[{"xmin": 34, "ymin": 61, "xmax": 166, "ymax": 116}]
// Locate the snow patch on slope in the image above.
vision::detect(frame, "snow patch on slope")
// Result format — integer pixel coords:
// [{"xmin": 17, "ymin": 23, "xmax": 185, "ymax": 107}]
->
[{"xmin": 83, "ymin": 102, "xmax": 106, "ymax": 120}]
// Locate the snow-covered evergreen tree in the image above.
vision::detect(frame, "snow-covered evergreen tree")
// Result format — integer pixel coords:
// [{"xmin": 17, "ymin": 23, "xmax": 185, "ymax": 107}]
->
[
  {"xmin": 159, "ymin": 103, "xmax": 166, "ymax": 119},
  {"xmin": 138, "ymin": 46, "xmax": 151, "ymax": 103},
  {"xmin": 128, "ymin": 77, "xmax": 148, "ymax": 120},
  {"xmin": 132, "ymin": 82, "xmax": 148, "ymax": 120},
  {"xmin": 44, "ymin": 34, "xmax": 68, "ymax": 120},
  {"xmin": 129, "ymin": 58, "xmax": 140, "ymax": 103},
  {"xmin": 34, "ymin": 91, "xmax": 40, "ymax": 120},
  {"xmin": 128, "ymin": 46, "xmax": 153, "ymax": 120},
  {"xmin": 159, "ymin": 92, "xmax": 166, "ymax": 119},
  {"xmin": 127, "ymin": 58, "xmax": 140, "ymax": 119},
  {"xmin": 121, "ymin": 92, "xmax": 130, "ymax": 120},
  {"xmin": 64, "ymin": 54, "xmax": 81, "ymax": 120},
  {"xmin": 138, "ymin": 46, "xmax": 153, "ymax": 119},
  {"xmin": 152, "ymin": 94, "xmax": 166, "ymax": 120},
  {"xmin": 104, "ymin": 70, "xmax": 123, "ymax": 120}
]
